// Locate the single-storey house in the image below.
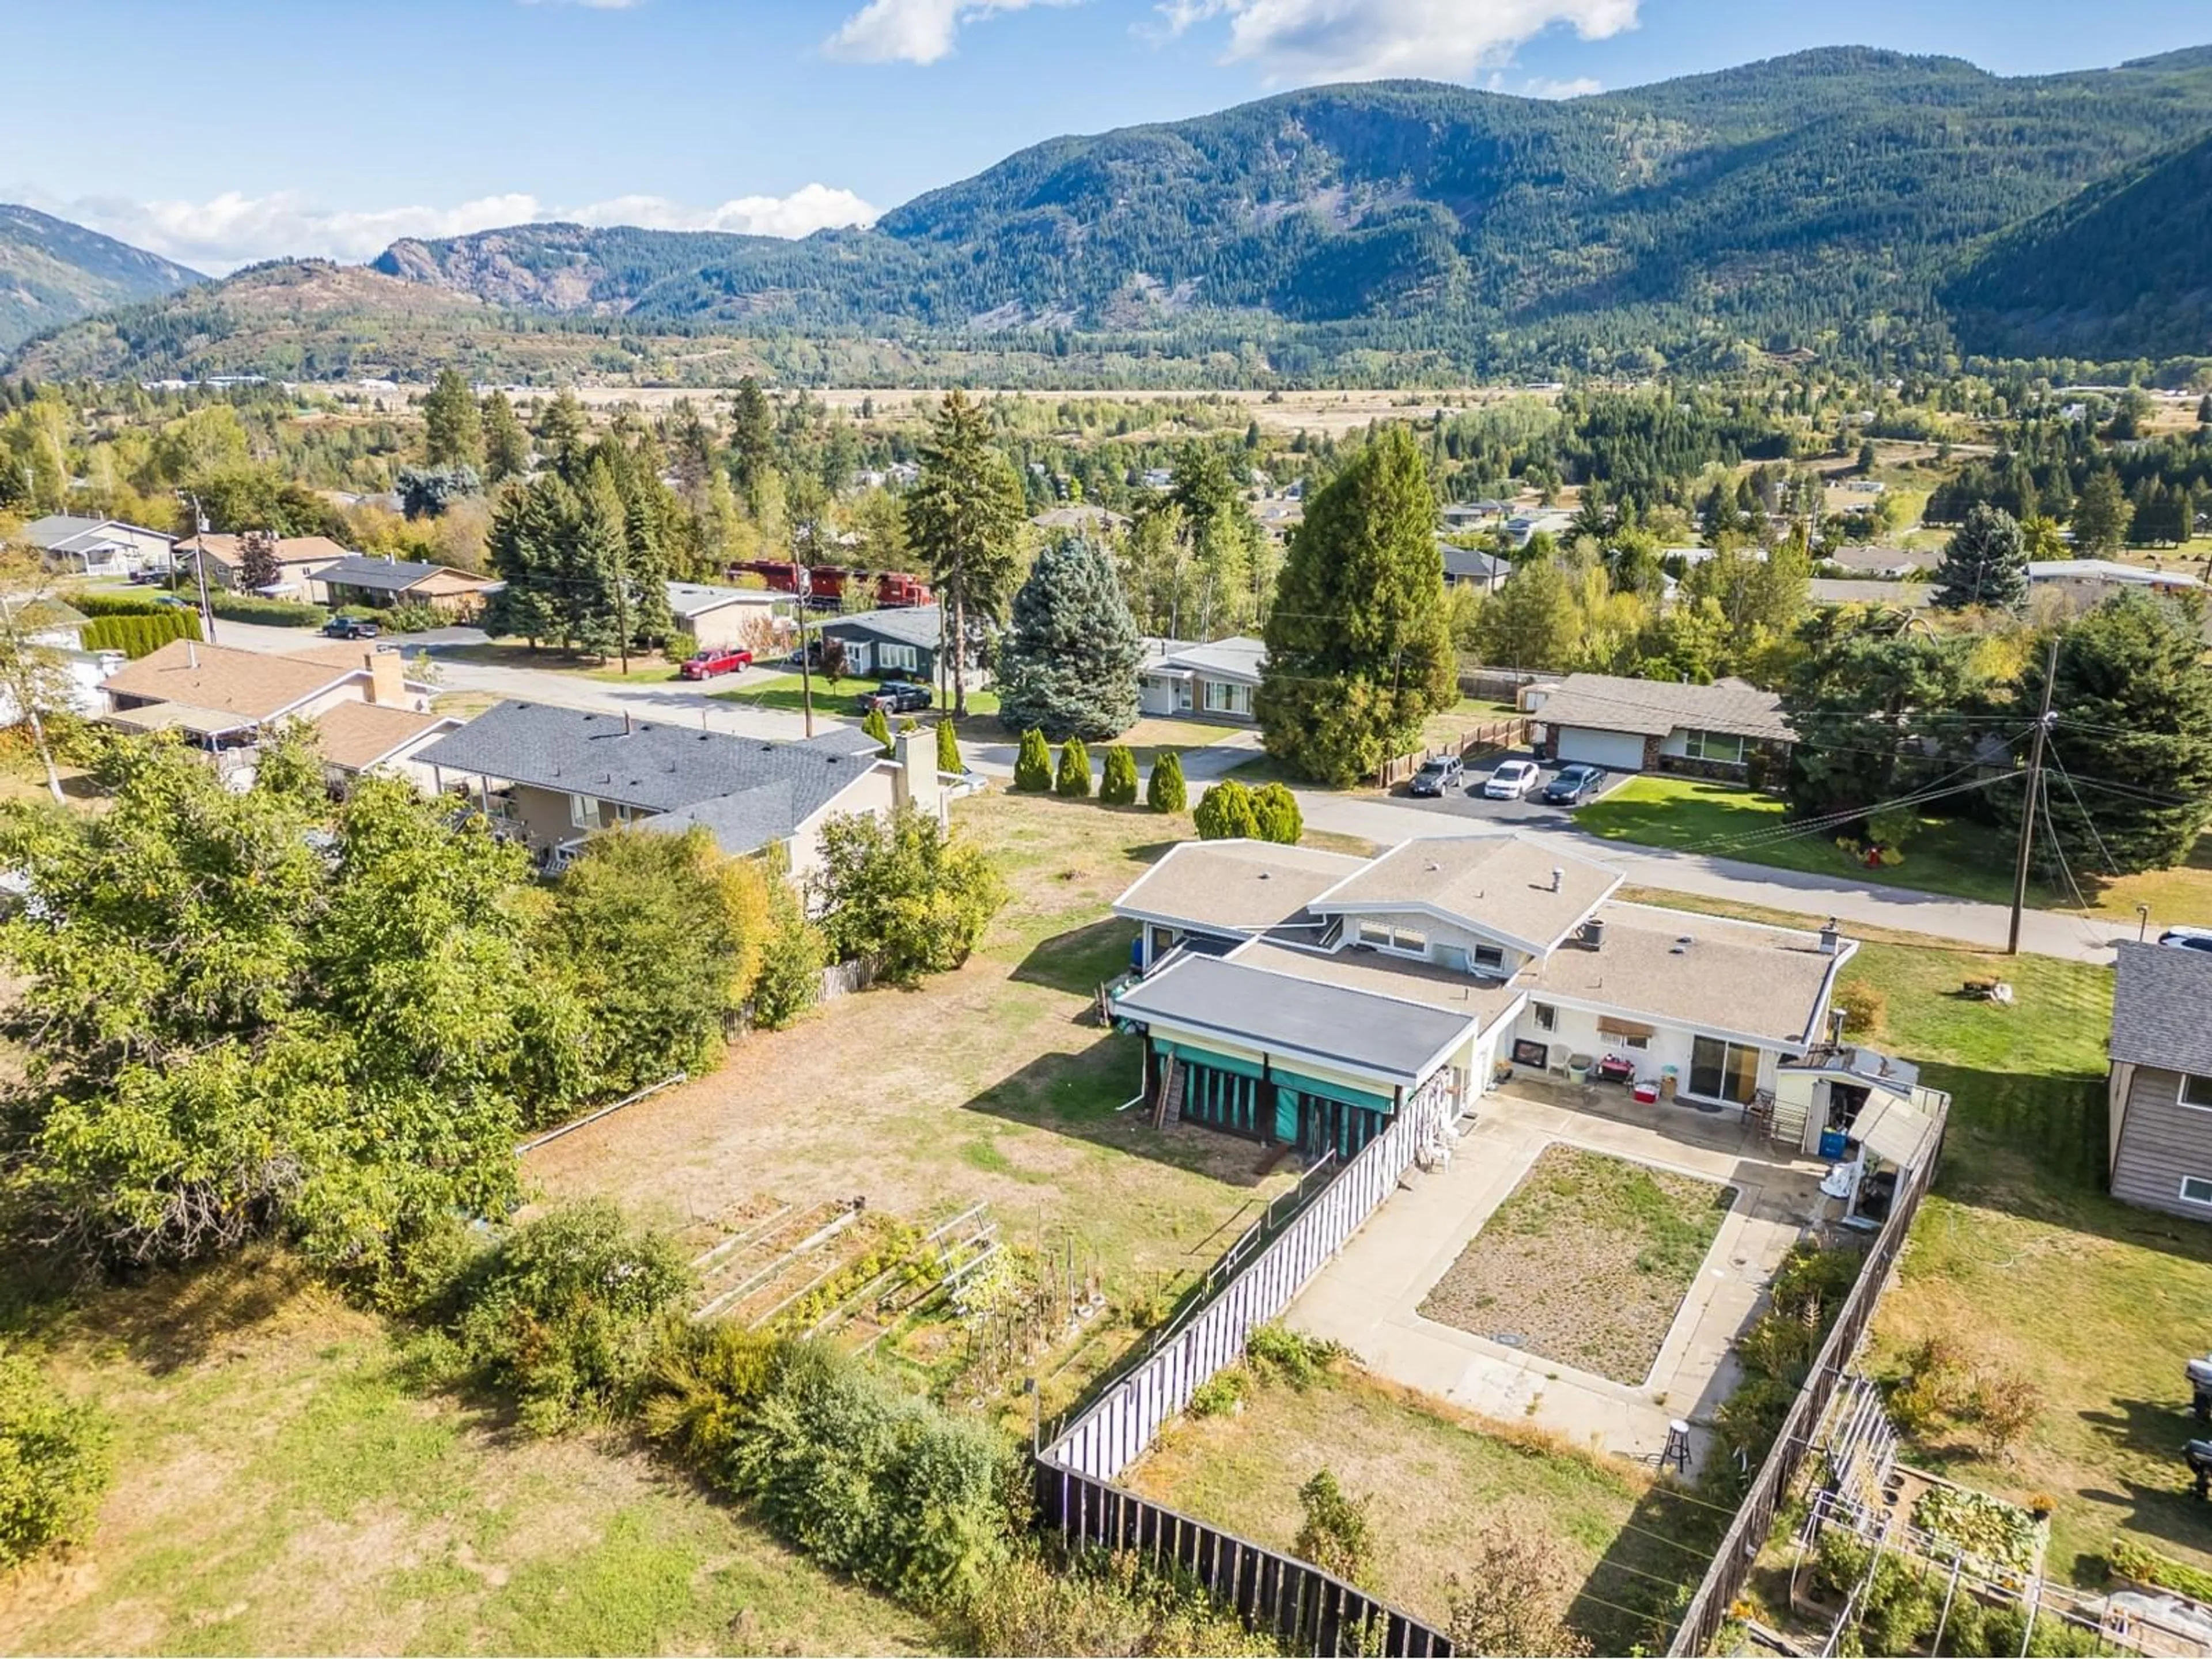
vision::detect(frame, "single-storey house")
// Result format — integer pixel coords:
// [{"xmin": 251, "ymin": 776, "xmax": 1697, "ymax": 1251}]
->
[
  {"xmin": 19, "ymin": 514, "xmax": 176, "ymax": 577},
  {"xmin": 415, "ymin": 700, "xmax": 942, "ymax": 878},
  {"xmin": 2029, "ymin": 559, "xmax": 2206, "ymax": 604},
  {"xmin": 1524, "ymin": 672, "xmax": 1794, "ymax": 777},
  {"xmin": 1030, "ymin": 504, "xmax": 1130, "ymax": 536},
  {"xmin": 1107, "ymin": 833, "xmax": 1932, "ymax": 1206},
  {"xmin": 0, "ymin": 596, "xmax": 117, "ymax": 721},
  {"xmin": 1827, "ymin": 546, "xmax": 1937, "ymax": 579},
  {"xmin": 1504, "ymin": 510, "xmax": 1574, "ymax": 549},
  {"xmin": 1809, "ymin": 578, "xmax": 1934, "ymax": 610},
  {"xmin": 2106, "ymin": 942, "xmax": 2212, "ymax": 1222},
  {"xmin": 188, "ymin": 534, "xmax": 354, "ymax": 600},
  {"xmin": 312, "ymin": 554, "xmax": 499, "ymax": 618},
  {"xmin": 99, "ymin": 638, "xmax": 444, "ymax": 790},
  {"xmin": 665, "ymin": 581, "xmax": 795, "ymax": 652},
  {"xmin": 816, "ymin": 604, "xmax": 967, "ymax": 683},
  {"xmin": 1137, "ymin": 635, "xmax": 1266, "ymax": 723},
  {"xmin": 1440, "ymin": 540, "xmax": 1512, "ymax": 593},
  {"xmin": 1441, "ymin": 500, "xmax": 1508, "ymax": 531}
]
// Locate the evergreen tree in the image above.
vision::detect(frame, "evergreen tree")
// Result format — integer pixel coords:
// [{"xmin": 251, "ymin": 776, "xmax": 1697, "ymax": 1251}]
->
[
  {"xmin": 1054, "ymin": 737, "xmax": 1092, "ymax": 798},
  {"xmin": 1252, "ymin": 782, "xmax": 1303, "ymax": 844},
  {"xmin": 2198, "ymin": 393, "xmax": 2212, "ymax": 426},
  {"xmin": 935, "ymin": 717, "xmax": 961, "ymax": 778},
  {"xmin": 1146, "ymin": 751, "xmax": 1187, "ymax": 813},
  {"xmin": 484, "ymin": 473, "xmax": 573, "ymax": 647},
  {"xmin": 1193, "ymin": 781, "xmax": 1260, "ymax": 840},
  {"xmin": 729, "ymin": 376, "xmax": 777, "ymax": 509},
  {"xmin": 2072, "ymin": 467, "xmax": 2133, "ymax": 556},
  {"xmin": 1098, "ymin": 744, "xmax": 1139, "ymax": 805},
  {"xmin": 1257, "ymin": 429, "xmax": 1454, "ymax": 786},
  {"xmin": 995, "ymin": 535, "xmax": 1143, "ymax": 740},
  {"xmin": 536, "ymin": 392, "xmax": 586, "ymax": 480},
  {"xmin": 906, "ymin": 392, "xmax": 1027, "ymax": 717},
  {"xmin": 422, "ymin": 368, "xmax": 483, "ymax": 470},
  {"xmin": 1931, "ymin": 503, "xmax": 2028, "ymax": 610},
  {"xmin": 1012, "ymin": 729, "xmax": 1053, "ymax": 791},
  {"xmin": 2003, "ymin": 591, "xmax": 2212, "ymax": 875},
  {"xmin": 862, "ymin": 706, "xmax": 892, "ymax": 756},
  {"xmin": 1780, "ymin": 617, "xmax": 1983, "ymax": 822},
  {"xmin": 482, "ymin": 391, "xmax": 531, "ymax": 484}
]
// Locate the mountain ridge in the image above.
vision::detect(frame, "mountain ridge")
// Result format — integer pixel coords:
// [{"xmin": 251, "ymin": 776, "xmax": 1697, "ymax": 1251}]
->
[{"xmin": 0, "ymin": 205, "xmax": 202, "ymax": 355}]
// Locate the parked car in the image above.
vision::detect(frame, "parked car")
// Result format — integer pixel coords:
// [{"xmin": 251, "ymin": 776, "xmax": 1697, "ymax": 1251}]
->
[
  {"xmin": 1407, "ymin": 755, "xmax": 1464, "ymax": 798},
  {"xmin": 785, "ymin": 641, "xmax": 824, "ymax": 668},
  {"xmin": 2159, "ymin": 926, "xmax": 2212, "ymax": 955},
  {"xmin": 127, "ymin": 567, "xmax": 169, "ymax": 586},
  {"xmin": 321, "ymin": 615, "xmax": 381, "ymax": 639},
  {"xmin": 1482, "ymin": 759, "xmax": 1542, "ymax": 800},
  {"xmin": 857, "ymin": 680, "xmax": 933, "ymax": 714},
  {"xmin": 678, "ymin": 645, "xmax": 752, "ymax": 680},
  {"xmin": 1541, "ymin": 762, "xmax": 1607, "ymax": 806}
]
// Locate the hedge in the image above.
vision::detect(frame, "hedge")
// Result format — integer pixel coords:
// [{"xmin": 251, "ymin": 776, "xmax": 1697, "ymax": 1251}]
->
[
  {"xmin": 80, "ymin": 610, "xmax": 203, "ymax": 659},
  {"xmin": 207, "ymin": 592, "xmax": 325, "ymax": 627},
  {"xmin": 70, "ymin": 590, "xmax": 175, "ymax": 618}
]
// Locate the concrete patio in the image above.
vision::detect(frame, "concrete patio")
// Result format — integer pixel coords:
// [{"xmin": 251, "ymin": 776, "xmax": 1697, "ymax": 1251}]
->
[{"xmin": 1285, "ymin": 1077, "xmax": 1844, "ymax": 1477}]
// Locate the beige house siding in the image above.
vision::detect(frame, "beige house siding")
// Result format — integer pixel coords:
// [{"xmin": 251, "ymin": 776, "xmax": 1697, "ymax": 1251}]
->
[
  {"xmin": 500, "ymin": 781, "xmax": 648, "ymax": 851},
  {"xmin": 1343, "ymin": 912, "xmax": 1532, "ymax": 976},
  {"xmin": 2109, "ymin": 1062, "xmax": 2212, "ymax": 1219},
  {"xmin": 787, "ymin": 766, "xmax": 899, "ymax": 884}
]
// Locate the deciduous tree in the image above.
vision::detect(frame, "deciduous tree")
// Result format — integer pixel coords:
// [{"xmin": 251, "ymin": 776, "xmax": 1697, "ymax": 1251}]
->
[{"xmin": 809, "ymin": 807, "xmax": 1007, "ymax": 984}]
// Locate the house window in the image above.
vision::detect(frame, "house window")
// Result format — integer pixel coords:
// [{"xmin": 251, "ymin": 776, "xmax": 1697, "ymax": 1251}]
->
[
  {"xmin": 878, "ymin": 642, "xmax": 919, "ymax": 673},
  {"xmin": 1472, "ymin": 944, "xmax": 1506, "ymax": 972},
  {"xmin": 2182, "ymin": 1176, "xmax": 2212, "ymax": 1207},
  {"xmin": 1203, "ymin": 680, "xmax": 1253, "ymax": 717},
  {"xmin": 1532, "ymin": 1002, "xmax": 1556, "ymax": 1032},
  {"xmin": 1689, "ymin": 1035, "xmax": 1761, "ymax": 1105},
  {"xmin": 569, "ymin": 793, "xmax": 599, "ymax": 830},
  {"xmin": 2181, "ymin": 1075, "xmax": 2212, "ymax": 1111},
  {"xmin": 1355, "ymin": 920, "xmax": 1426, "ymax": 955},
  {"xmin": 1683, "ymin": 729, "xmax": 1747, "ymax": 764},
  {"xmin": 1357, "ymin": 921, "xmax": 1390, "ymax": 948}
]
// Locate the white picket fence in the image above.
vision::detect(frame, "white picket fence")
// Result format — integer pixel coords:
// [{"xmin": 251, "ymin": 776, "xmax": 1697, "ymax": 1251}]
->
[{"xmin": 1044, "ymin": 1076, "xmax": 1456, "ymax": 1480}]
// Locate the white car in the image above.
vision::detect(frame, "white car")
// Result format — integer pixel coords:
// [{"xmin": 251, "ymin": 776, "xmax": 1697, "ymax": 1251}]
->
[{"xmin": 1482, "ymin": 759, "xmax": 1542, "ymax": 800}]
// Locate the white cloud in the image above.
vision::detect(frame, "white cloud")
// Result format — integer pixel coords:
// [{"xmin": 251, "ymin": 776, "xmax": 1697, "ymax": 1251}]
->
[
  {"xmin": 1158, "ymin": 0, "xmax": 1637, "ymax": 86},
  {"xmin": 1520, "ymin": 73, "xmax": 1602, "ymax": 97},
  {"xmin": 11, "ymin": 184, "xmax": 880, "ymax": 274},
  {"xmin": 822, "ymin": 0, "xmax": 1070, "ymax": 66}
]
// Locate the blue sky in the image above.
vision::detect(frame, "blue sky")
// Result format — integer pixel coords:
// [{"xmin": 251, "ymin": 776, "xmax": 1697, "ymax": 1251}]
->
[{"xmin": 5, "ymin": 0, "xmax": 2205, "ymax": 272}]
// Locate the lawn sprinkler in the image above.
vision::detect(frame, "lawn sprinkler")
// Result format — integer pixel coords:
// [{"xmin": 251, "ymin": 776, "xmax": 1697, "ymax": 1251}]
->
[
  {"xmin": 2188, "ymin": 1355, "xmax": 2212, "ymax": 1422},
  {"xmin": 2186, "ymin": 1439, "xmax": 2212, "ymax": 1502}
]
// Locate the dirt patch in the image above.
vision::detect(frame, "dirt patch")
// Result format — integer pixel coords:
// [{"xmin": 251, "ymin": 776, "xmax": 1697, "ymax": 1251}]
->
[{"xmin": 1416, "ymin": 1144, "xmax": 1734, "ymax": 1385}]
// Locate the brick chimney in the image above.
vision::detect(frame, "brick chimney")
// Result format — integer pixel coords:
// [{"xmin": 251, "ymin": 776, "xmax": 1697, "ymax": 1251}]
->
[{"xmin": 363, "ymin": 647, "xmax": 404, "ymax": 707}]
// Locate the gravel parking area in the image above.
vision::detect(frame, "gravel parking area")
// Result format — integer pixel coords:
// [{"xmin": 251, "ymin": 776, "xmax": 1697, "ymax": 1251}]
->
[{"xmin": 1416, "ymin": 1143, "xmax": 1736, "ymax": 1385}]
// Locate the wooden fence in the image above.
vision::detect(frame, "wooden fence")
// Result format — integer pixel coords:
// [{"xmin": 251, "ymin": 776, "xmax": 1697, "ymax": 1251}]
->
[
  {"xmin": 1032, "ymin": 1458, "xmax": 1455, "ymax": 1657},
  {"xmin": 1041, "ymin": 1075, "xmax": 1454, "ymax": 1481},
  {"xmin": 1376, "ymin": 717, "xmax": 1531, "ymax": 790},
  {"xmin": 1664, "ymin": 1096, "xmax": 1949, "ymax": 1656}
]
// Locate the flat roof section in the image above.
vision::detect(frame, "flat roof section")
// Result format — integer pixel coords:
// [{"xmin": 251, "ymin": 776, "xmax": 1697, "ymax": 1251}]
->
[
  {"xmin": 1312, "ymin": 835, "xmax": 1620, "ymax": 953},
  {"xmin": 1115, "ymin": 953, "xmax": 1480, "ymax": 1086},
  {"xmin": 1514, "ymin": 901, "xmax": 1846, "ymax": 1048},
  {"xmin": 1112, "ymin": 839, "xmax": 1367, "ymax": 937},
  {"xmin": 1233, "ymin": 939, "xmax": 1524, "ymax": 1029}
]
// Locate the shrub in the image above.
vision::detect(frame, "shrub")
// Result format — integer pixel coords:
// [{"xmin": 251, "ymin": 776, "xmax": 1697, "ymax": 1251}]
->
[
  {"xmin": 452, "ymin": 1198, "xmax": 695, "ymax": 1434},
  {"xmin": 1245, "ymin": 1323, "xmax": 1343, "ymax": 1388},
  {"xmin": 811, "ymin": 806, "xmax": 1008, "ymax": 984},
  {"xmin": 1834, "ymin": 979, "xmax": 1888, "ymax": 1040},
  {"xmin": 1097, "ymin": 745, "xmax": 1139, "ymax": 805},
  {"xmin": 935, "ymin": 717, "xmax": 961, "ymax": 777},
  {"xmin": 1251, "ymin": 782, "xmax": 1303, "ymax": 844},
  {"xmin": 1146, "ymin": 750, "xmax": 1187, "ymax": 812},
  {"xmin": 751, "ymin": 867, "xmax": 825, "ymax": 1032},
  {"xmin": 2111, "ymin": 1536, "xmax": 2212, "ymax": 1602},
  {"xmin": 1187, "ymin": 1368, "xmax": 1247, "ymax": 1419},
  {"xmin": 1013, "ymin": 729, "xmax": 1054, "ymax": 792},
  {"xmin": 1193, "ymin": 779, "xmax": 1259, "ymax": 840},
  {"xmin": 1054, "ymin": 737, "xmax": 1092, "ymax": 798},
  {"xmin": 1294, "ymin": 1470, "xmax": 1374, "ymax": 1588},
  {"xmin": 0, "ymin": 1348, "xmax": 111, "ymax": 1567},
  {"xmin": 1965, "ymin": 1368, "xmax": 2045, "ymax": 1461},
  {"xmin": 385, "ymin": 602, "xmax": 444, "ymax": 634},
  {"xmin": 1446, "ymin": 1519, "xmax": 1592, "ymax": 1657},
  {"xmin": 862, "ymin": 705, "xmax": 893, "ymax": 756},
  {"xmin": 207, "ymin": 592, "xmax": 325, "ymax": 626},
  {"xmin": 79, "ymin": 610, "xmax": 202, "ymax": 658},
  {"xmin": 957, "ymin": 1544, "xmax": 1275, "ymax": 1658}
]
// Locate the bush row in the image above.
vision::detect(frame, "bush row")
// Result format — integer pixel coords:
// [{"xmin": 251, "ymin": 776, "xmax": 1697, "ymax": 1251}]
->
[
  {"xmin": 69, "ymin": 590, "xmax": 175, "ymax": 618},
  {"xmin": 208, "ymin": 592, "xmax": 325, "ymax": 626},
  {"xmin": 80, "ymin": 609, "xmax": 202, "ymax": 658},
  {"xmin": 1010, "ymin": 730, "xmax": 1194, "ymax": 816}
]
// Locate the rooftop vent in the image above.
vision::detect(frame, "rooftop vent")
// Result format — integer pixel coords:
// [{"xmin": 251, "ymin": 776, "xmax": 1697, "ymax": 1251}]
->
[
  {"xmin": 1819, "ymin": 917, "xmax": 1841, "ymax": 956},
  {"xmin": 1577, "ymin": 916, "xmax": 1605, "ymax": 949},
  {"xmin": 1549, "ymin": 866, "xmax": 1563, "ymax": 893}
]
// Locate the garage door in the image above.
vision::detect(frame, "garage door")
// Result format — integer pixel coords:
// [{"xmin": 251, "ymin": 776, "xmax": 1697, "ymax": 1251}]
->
[{"xmin": 1555, "ymin": 726, "xmax": 1647, "ymax": 770}]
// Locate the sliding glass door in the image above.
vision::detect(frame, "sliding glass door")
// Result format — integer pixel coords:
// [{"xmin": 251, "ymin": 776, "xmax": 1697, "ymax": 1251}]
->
[{"xmin": 1689, "ymin": 1036, "xmax": 1761, "ymax": 1104}]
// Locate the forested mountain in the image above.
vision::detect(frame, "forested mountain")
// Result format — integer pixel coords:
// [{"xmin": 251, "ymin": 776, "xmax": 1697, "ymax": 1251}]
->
[
  {"xmin": 13, "ymin": 44, "xmax": 2212, "ymax": 383},
  {"xmin": 0, "ymin": 205, "xmax": 201, "ymax": 354},
  {"xmin": 1944, "ymin": 126, "xmax": 2212, "ymax": 360}
]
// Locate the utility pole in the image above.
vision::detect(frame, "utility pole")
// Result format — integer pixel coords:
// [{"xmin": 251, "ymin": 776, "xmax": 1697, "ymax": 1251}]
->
[
  {"xmin": 796, "ymin": 567, "xmax": 815, "ymax": 738},
  {"xmin": 2007, "ymin": 634, "xmax": 2061, "ymax": 955},
  {"xmin": 179, "ymin": 491, "xmax": 218, "ymax": 645}
]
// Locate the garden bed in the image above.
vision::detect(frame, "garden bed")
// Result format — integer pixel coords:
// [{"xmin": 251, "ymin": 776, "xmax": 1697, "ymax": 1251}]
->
[{"xmin": 1416, "ymin": 1144, "xmax": 1734, "ymax": 1385}]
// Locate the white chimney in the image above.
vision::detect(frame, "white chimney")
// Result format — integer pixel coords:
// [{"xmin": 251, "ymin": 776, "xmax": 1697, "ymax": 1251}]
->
[
  {"xmin": 1819, "ymin": 917, "xmax": 1841, "ymax": 957},
  {"xmin": 894, "ymin": 728, "xmax": 942, "ymax": 820},
  {"xmin": 185, "ymin": 641, "xmax": 198, "ymax": 669},
  {"xmin": 1549, "ymin": 866, "xmax": 1563, "ymax": 893}
]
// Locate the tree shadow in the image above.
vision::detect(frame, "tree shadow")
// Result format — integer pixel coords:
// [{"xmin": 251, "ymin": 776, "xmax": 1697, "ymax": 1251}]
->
[
  {"xmin": 963, "ymin": 1040, "xmax": 1280, "ymax": 1193},
  {"xmin": 1009, "ymin": 916, "xmax": 1138, "ymax": 998},
  {"xmin": 58, "ymin": 1247, "xmax": 323, "ymax": 1376},
  {"xmin": 1564, "ymin": 1476, "xmax": 1722, "ymax": 1655}
]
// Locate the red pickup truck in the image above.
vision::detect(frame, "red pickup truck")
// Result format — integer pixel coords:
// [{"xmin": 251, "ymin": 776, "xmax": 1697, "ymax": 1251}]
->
[{"xmin": 678, "ymin": 646, "xmax": 753, "ymax": 680}]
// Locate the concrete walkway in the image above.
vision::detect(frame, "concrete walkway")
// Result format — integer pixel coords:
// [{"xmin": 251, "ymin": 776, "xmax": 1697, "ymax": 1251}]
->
[
  {"xmin": 1286, "ymin": 1084, "xmax": 1838, "ymax": 1476},
  {"xmin": 1291, "ymin": 788, "xmax": 2124, "ymax": 963}
]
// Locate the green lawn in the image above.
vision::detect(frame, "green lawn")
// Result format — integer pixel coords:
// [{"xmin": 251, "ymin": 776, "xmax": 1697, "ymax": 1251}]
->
[
  {"xmin": 715, "ymin": 672, "xmax": 998, "ymax": 720},
  {"xmin": 0, "ymin": 1260, "xmax": 929, "ymax": 1657},
  {"xmin": 1577, "ymin": 775, "xmax": 2067, "ymax": 910},
  {"xmin": 1838, "ymin": 940, "xmax": 2212, "ymax": 1592}
]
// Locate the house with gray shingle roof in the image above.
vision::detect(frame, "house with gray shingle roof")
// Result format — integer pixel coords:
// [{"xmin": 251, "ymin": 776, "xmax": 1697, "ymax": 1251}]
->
[
  {"xmin": 816, "ymin": 604, "xmax": 982, "ymax": 685},
  {"xmin": 18, "ymin": 514, "xmax": 176, "ymax": 577},
  {"xmin": 1137, "ymin": 635, "xmax": 1266, "ymax": 722},
  {"xmin": 1524, "ymin": 672, "xmax": 1796, "ymax": 777},
  {"xmin": 2107, "ymin": 942, "xmax": 2212, "ymax": 1222},
  {"xmin": 414, "ymin": 698, "xmax": 941, "ymax": 876}
]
